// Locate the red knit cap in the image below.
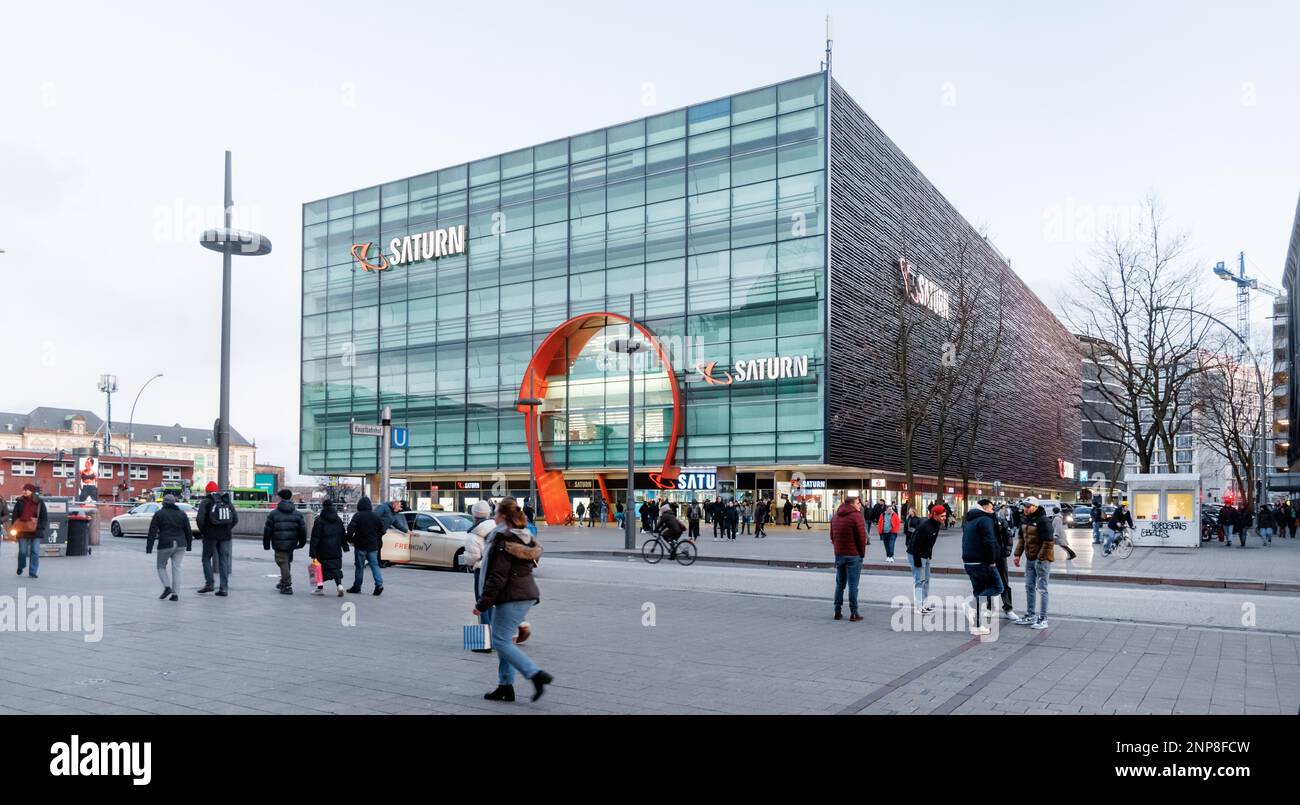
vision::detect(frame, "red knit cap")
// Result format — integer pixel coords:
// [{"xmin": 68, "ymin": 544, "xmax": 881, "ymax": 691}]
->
[{"xmin": 205, "ymin": 481, "xmax": 219, "ymax": 493}]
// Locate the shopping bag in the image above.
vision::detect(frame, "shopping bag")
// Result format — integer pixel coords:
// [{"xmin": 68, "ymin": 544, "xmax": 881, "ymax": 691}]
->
[
  {"xmin": 308, "ymin": 559, "xmax": 323, "ymax": 586},
  {"xmin": 463, "ymin": 623, "xmax": 491, "ymax": 651}
]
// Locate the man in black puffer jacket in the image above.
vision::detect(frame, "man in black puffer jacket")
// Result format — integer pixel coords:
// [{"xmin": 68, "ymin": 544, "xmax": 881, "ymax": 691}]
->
[
  {"xmin": 345, "ymin": 496, "xmax": 386, "ymax": 596},
  {"xmin": 147, "ymin": 494, "xmax": 194, "ymax": 602},
  {"xmin": 263, "ymin": 489, "xmax": 307, "ymax": 595},
  {"xmin": 961, "ymin": 499, "xmax": 1004, "ymax": 636}
]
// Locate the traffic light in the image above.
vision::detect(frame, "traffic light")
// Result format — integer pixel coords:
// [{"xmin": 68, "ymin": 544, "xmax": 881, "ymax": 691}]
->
[{"xmin": 58, "ymin": 449, "xmax": 65, "ymax": 463}]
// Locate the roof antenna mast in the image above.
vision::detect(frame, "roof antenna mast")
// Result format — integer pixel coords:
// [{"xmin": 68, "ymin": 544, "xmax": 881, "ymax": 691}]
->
[{"xmin": 820, "ymin": 15, "xmax": 834, "ymax": 73}]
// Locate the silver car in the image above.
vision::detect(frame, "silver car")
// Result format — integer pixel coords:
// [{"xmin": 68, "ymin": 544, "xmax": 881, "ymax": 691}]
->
[
  {"xmin": 380, "ymin": 511, "xmax": 475, "ymax": 571},
  {"xmin": 111, "ymin": 502, "xmax": 200, "ymax": 538}
]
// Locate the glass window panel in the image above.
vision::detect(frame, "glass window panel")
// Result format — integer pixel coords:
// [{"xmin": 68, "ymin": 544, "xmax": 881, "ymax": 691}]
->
[
  {"xmin": 731, "ymin": 118, "xmax": 777, "ymax": 155},
  {"xmin": 438, "ymin": 164, "xmax": 467, "ymax": 193},
  {"xmin": 777, "ymin": 108, "xmax": 824, "ymax": 145},
  {"xmin": 646, "ymin": 168, "xmax": 685, "ymax": 204},
  {"xmin": 778, "ymin": 138, "xmax": 824, "ymax": 177},
  {"xmin": 731, "ymin": 243, "xmax": 777, "ymax": 278},
  {"xmin": 606, "ymin": 207, "xmax": 645, "ymax": 267},
  {"xmin": 533, "ymin": 221, "xmax": 568, "ymax": 277},
  {"xmin": 778, "ymin": 235, "xmax": 825, "ymax": 271},
  {"xmin": 646, "ymin": 109, "xmax": 686, "ymax": 145},
  {"xmin": 731, "ymin": 180, "xmax": 777, "ymax": 248},
  {"xmin": 469, "ymin": 156, "xmax": 500, "ymax": 186},
  {"xmin": 381, "ymin": 180, "xmax": 409, "ymax": 208},
  {"xmin": 646, "ymin": 140, "xmax": 686, "ymax": 175},
  {"xmin": 534, "ymin": 166, "xmax": 567, "ymax": 198},
  {"xmin": 687, "ymin": 189, "xmax": 730, "ymax": 255},
  {"xmin": 688, "ymin": 97, "xmax": 730, "ymax": 135},
  {"xmin": 534, "ymin": 194, "xmax": 568, "ymax": 226},
  {"xmin": 570, "ymin": 270, "xmax": 605, "ymax": 303},
  {"xmin": 533, "ymin": 276, "xmax": 567, "ymax": 329},
  {"xmin": 777, "ymin": 300, "xmax": 821, "ymax": 336},
  {"xmin": 499, "ymin": 201, "xmax": 532, "ymax": 232},
  {"xmin": 304, "ymin": 200, "xmax": 328, "ymax": 226},
  {"xmin": 731, "ymin": 150, "xmax": 777, "ymax": 187},
  {"xmin": 570, "ymin": 129, "xmax": 606, "ymax": 162},
  {"xmin": 500, "ymin": 175, "xmax": 532, "ymax": 207},
  {"xmin": 689, "ymin": 160, "xmax": 729, "ymax": 195},
  {"xmin": 571, "ymin": 157, "xmax": 606, "ymax": 190},
  {"xmin": 606, "ymin": 148, "xmax": 645, "ymax": 183},
  {"xmin": 778, "ymin": 171, "xmax": 824, "ymax": 240},
  {"xmin": 777, "ymin": 74, "xmax": 825, "ymax": 113},
  {"xmin": 410, "ymin": 171, "xmax": 438, "ymax": 201},
  {"xmin": 688, "ymin": 130, "xmax": 729, "ymax": 164},
  {"xmin": 731, "ymin": 304, "xmax": 777, "ymax": 341},
  {"xmin": 570, "ymin": 214, "xmax": 606, "ymax": 272},
  {"xmin": 642, "ymin": 259, "xmax": 685, "ymax": 317},
  {"xmin": 469, "ymin": 183, "xmax": 499, "ymax": 213},
  {"xmin": 572, "ymin": 186, "xmax": 605, "ymax": 218},
  {"xmin": 607, "ymin": 178, "xmax": 645, "ymax": 211},
  {"xmin": 354, "ymin": 187, "xmax": 379, "ymax": 214},
  {"xmin": 731, "ymin": 86, "xmax": 777, "ymax": 124},
  {"xmin": 327, "ymin": 193, "xmax": 352, "ymax": 220},
  {"xmin": 438, "ymin": 191, "xmax": 467, "ymax": 222},
  {"xmin": 535, "ymin": 139, "xmax": 568, "ymax": 171},
  {"xmin": 608, "ymin": 119, "xmax": 645, "ymax": 153},
  {"xmin": 501, "ymin": 147, "xmax": 533, "ymax": 179},
  {"xmin": 645, "ymin": 198, "xmax": 685, "ymax": 261}
]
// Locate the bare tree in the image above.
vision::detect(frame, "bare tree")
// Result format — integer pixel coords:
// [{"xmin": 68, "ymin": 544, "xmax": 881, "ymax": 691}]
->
[
  {"xmin": 1194, "ymin": 334, "xmax": 1271, "ymax": 507},
  {"xmin": 890, "ymin": 254, "xmax": 942, "ymax": 512},
  {"xmin": 1064, "ymin": 196, "xmax": 1216, "ymax": 475}
]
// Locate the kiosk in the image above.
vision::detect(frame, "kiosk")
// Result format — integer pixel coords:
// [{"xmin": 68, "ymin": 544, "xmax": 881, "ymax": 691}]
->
[{"xmin": 1125, "ymin": 473, "xmax": 1201, "ymax": 548}]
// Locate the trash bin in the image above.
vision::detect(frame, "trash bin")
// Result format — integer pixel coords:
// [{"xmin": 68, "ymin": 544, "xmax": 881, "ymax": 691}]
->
[{"xmin": 66, "ymin": 512, "xmax": 92, "ymax": 556}]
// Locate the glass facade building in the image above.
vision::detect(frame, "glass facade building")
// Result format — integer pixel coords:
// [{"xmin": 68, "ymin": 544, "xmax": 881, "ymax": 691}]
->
[{"xmin": 302, "ymin": 73, "xmax": 829, "ymax": 479}]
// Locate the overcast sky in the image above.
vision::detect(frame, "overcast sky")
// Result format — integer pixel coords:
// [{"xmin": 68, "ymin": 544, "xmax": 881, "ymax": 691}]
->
[{"xmin": 3, "ymin": 0, "xmax": 1297, "ymax": 479}]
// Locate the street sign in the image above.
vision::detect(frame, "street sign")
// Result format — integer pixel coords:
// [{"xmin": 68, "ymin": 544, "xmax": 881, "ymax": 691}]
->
[
  {"xmin": 351, "ymin": 422, "xmax": 383, "ymax": 437},
  {"xmin": 391, "ymin": 427, "xmax": 409, "ymax": 449}
]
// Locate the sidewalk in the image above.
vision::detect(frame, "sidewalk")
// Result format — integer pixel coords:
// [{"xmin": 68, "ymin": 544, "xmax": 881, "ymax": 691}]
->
[{"xmin": 534, "ymin": 521, "xmax": 1300, "ymax": 590}]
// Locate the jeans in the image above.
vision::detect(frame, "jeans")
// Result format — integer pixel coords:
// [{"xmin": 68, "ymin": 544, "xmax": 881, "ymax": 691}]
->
[
  {"xmin": 15, "ymin": 536, "xmax": 40, "ymax": 576},
  {"xmin": 490, "ymin": 600, "xmax": 540, "ymax": 685},
  {"xmin": 155, "ymin": 544, "xmax": 184, "ymax": 590},
  {"xmin": 833, "ymin": 555, "xmax": 863, "ymax": 616},
  {"xmin": 1092, "ymin": 523, "xmax": 1102, "ymax": 544},
  {"xmin": 201, "ymin": 538, "xmax": 216, "ymax": 585},
  {"xmin": 741, "ymin": 518, "xmax": 751, "ymax": 534},
  {"xmin": 353, "ymin": 549, "xmax": 383, "ymax": 588},
  {"xmin": 1024, "ymin": 559, "xmax": 1051, "ymax": 621},
  {"xmin": 908, "ymin": 553, "xmax": 930, "ymax": 606},
  {"xmin": 1259, "ymin": 527, "xmax": 1274, "ymax": 545},
  {"xmin": 881, "ymin": 532, "xmax": 898, "ymax": 558},
  {"xmin": 1103, "ymin": 528, "xmax": 1118, "ymax": 553},
  {"xmin": 274, "ymin": 550, "xmax": 294, "ymax": 586},
  {"xmin": 212, "ymin": 540, "xmax": 232, "ymax": 590},
  {"xmin": 472, "ymin": 568, "xmax": 491, "ymax": 626},
  {"xmin": 995, "ymin": 554, "xmax": 1013, "ymax": 611}
]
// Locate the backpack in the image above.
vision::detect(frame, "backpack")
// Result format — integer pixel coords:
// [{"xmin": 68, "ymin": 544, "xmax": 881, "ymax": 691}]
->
[{"xmin": 209, "ymin": 495, "xmax": 235, "ymax": 526}]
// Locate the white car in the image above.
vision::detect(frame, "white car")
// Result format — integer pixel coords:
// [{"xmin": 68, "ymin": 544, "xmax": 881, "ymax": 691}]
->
[
  {"xmin": 110, "ymin": 502, "xmax": 200, "ymax": 538},
  {"xmin": 380, "ymin": 511, "xmax": 475, "ymax": 571}
]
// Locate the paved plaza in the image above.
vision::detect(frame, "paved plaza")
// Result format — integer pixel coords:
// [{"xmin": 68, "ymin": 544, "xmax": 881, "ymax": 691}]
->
[{"xmin": 0, "ymin": 533, "xmax": 1296, "ymax": 715}]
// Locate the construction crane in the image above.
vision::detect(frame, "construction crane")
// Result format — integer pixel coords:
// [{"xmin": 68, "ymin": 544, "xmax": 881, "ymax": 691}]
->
[{"xmin": 1213, "ymin": 252, "xmax": 1283, "ymax": 357}]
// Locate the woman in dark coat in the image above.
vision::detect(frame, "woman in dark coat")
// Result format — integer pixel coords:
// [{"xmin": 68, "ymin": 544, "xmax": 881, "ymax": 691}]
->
[{"xmin": 309, "ymin": 499, "xmax": 349, "ymax": 596}]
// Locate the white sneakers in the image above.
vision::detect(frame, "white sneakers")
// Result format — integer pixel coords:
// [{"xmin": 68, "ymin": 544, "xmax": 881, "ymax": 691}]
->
[
  {"xmin": 885, "ymin": 556, "xmax": 895, "ymax": 563},
  {"xmin": 336, "ymin": 584, "xmax": 345, "ymax": 598},
  {"xmin": 970, "ymin": 625, "xmax": 992, "ymax": 636},
  {"xmin": 1031, "ymin": 620, "xmax": 1050, "ymax": 630},
  {"xmin": 313, "ymin": 585, "xmax": 324, "ymax": 596},
  {"xmin": 1003, "ymin": 609, "xmax": 1020, "ymax": 621}
]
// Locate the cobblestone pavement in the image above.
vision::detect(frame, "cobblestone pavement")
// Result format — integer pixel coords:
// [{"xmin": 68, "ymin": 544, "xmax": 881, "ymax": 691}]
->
[{"xmin": 0, "ymin": 538, "xmax": 1295, "ymax": 715}]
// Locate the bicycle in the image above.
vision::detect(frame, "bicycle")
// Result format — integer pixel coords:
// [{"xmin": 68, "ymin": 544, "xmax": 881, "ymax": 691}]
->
[
  {"xmin": 1108, "ymin": 526, "xmax": 1134, "ymax": 559},
  {"xmin": 641, "ymin": 531, "xmax": 697, "ymax": 566}
]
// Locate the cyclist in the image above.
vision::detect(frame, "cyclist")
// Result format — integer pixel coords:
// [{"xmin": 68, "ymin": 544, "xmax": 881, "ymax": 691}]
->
[
  {"xmin": 1103, "ymin": 501, "xmax": 1134, "ymax": 556},
  {"xmin": 656, "ymin": 505, "xmax": 687, "ymax": 550}
]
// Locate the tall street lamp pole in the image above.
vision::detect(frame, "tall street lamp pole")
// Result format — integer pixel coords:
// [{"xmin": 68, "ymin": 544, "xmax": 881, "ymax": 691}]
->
[
  {"xmin": 516, "ymin": 368, "xmax": 543, "ymax": 524},
  {"xmin": 1155, "ymin": 305, "xmax": 1267, "ymax": 506},
  {"xmin": 200, "ymin": 151, "xmax": 271, "ymax": 492},
  {"xmin": 125, "ymin": 373, "xmax": 164, "ymax": 499},
  {"xmin": 607, "ymin": 295, "xmax": 643, "ymax": 550},
  {"xmin": 98, "ymin": 374, "xmax": 118, "ymax": 456}
]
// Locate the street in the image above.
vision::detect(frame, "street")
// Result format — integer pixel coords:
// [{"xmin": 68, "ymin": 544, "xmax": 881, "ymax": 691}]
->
[{"xmin": 0, "ymin": 534, "xmax": 1296, "ymax": 715}]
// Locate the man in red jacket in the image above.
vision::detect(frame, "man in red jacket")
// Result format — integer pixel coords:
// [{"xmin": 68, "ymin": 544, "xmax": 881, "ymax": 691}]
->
[{"xmin": 829, "ymin": 496, "xmax": 869, "ymax": 621}]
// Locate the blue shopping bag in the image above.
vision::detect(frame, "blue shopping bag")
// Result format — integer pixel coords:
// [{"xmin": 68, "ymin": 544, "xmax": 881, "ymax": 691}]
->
[{"xmin": 463, "ymin": 623, "xmax": 491, "ymax": 651}]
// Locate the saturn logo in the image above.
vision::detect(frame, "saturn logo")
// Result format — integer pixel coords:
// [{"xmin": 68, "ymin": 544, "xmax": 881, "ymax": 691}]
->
[
  {"xmin": 351, "ymin": 242, "xmax": 390, "ymax": 272},
  {"xmin": 694, "ymin": 361, "xmax": 734, "ymax": 386}
]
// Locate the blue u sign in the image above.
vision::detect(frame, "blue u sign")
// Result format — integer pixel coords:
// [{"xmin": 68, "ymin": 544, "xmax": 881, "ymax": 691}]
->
[{"xmin": 391, "ymin": 427, "xmax": 409, "ymax": 450}]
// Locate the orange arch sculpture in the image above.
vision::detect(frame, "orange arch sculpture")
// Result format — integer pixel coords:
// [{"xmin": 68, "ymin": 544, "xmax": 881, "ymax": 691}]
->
[{"xmin": 518, "ymin": 312, "xmax": 683, "ymax": 524}]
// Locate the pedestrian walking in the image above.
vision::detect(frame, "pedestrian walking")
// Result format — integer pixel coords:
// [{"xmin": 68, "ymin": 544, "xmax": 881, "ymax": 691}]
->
[
  {"xmin": 796, "ymin": 500, "xmax": 813, "ymax": 530},
  {"xmin": 725, "ymin": 499, "xmax": 740, "ymax": 539},
  {"xmin": 1103, "ymin": 501, "xmax": 1134, "ymax": 555},
  {"xmin": 687, "ymin": 500, "xmax": 702, "ymax": 541},
  {"xmin": 309, "ymin": 498, "xmax": 349, "ymax": 596},
  {"xmin": 829, "ymin": 496, "xmax": 868, "ymax": 621},
  {"xmin": 711, "ymin": 497, "xmax": 724, "ymax": 540},
  {"xmin": 741, "ymin": 500, "xmax": 753, "ymax": 535},
  {"xmin": 1090, "ymin": 499, "xmax": 1104, "ymax": 545},
  {"xmin": 344, "ymin": 496, "xmax": 385, "ymax": 595},
  {"xmin": 906, "ymin": 504, "xmax": 943, "ymax": 613},
  {"xmin": 464, "ymin": 500, "xmax": 497, "ymax": 652},
  {"xmin": 263, "ymin": 489, "xmax": 308, "ymax": 595},
  {"xmin": 782, "ymin": 497, "xmax": 793, "ymax": 526},
  {"xmin": 8, "ymin": 484, "xmax": 47, "ymax": 579},
  {"xmin": 868, "ymin": 499, "xmax": 885, "ymax": 539},
  {"xmin": 146, "ymin": 494, "xmax": 192, "ymax": 601},
  {"xmin": 962, "ymin": 499, "xmax": 1004, "ymax": 636},
  {"xmin": 1288, "ymin": 502, "xmax": 1299, "ymax": 539},
  {"xmin": 754, "ymin": 498, "xmax": 768, "ymax": 538},
  {"xmin": 1258, "ymin": 503, "xmax": 1277, "ymax": 546},
  {"xmin": 475, "ymin": 498, "xmax": 553, "ymax": 703},
  {"xmin": 195, "ymin": 481, "xmax": 238, "ymax": 596},
  {"xmin": 615, "ymin": 501, "xmax": 624, "ymax": 528},
  {"xmin": 1013, "ymin": 496, "xmax": 1054, "ymax": 630},
  {"xmin": 877, "ymin": 503, "xmax": 902, "ymax": 562},
  {"xmin": 1218, "ymin": 501, "xmax": 1237, "ymax": 546},
  {"xmin": 576, "ymin": 501, "xmax": 586, "ymax": 523}
]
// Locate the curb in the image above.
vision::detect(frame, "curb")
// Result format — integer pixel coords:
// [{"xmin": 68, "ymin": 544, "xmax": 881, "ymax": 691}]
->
[{"xmin": 552, "ymin": 550, "xmax": 1300, "ymax": 592}]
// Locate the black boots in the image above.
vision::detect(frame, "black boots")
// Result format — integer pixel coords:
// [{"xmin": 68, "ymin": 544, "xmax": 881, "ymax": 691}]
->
[
  {"xmin": 196, "ymin": 584, "xmax": 214, "ymax": 594},
  {"xmin": 347, "ymin": 585, "xmax": 362, "ymax": 594},
  {"xmin": 159, "ymin": 587, "xmax": 172, "ymax": 600},
  {"xmin": 530, "ymin": 671, "xmax": 554, "ymax": 701},
  {"xmin": 484, "ymin": 685, "xmax": 515, "ymax": 702},
  {"xmin": 373, "ymin": 585, "xmax": 384, "ymax": 596}
]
